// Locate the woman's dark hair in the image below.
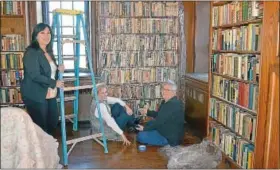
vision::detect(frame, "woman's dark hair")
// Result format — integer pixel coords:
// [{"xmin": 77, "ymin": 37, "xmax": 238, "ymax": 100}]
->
[{"xmin": 28, "ymin": 23, "xmax": 53, "ymax": 53}]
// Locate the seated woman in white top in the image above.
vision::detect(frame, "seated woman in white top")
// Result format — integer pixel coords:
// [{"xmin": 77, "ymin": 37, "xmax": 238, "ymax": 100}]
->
[{"xmin": 90, "ymin": 83, "xmax": 137, "ymax": 145}]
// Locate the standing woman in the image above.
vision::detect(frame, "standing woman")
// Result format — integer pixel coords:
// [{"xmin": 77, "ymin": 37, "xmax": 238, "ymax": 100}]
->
[{"xmin": 21, "ymin": 23, "xmax": 64, "ymax": 135}]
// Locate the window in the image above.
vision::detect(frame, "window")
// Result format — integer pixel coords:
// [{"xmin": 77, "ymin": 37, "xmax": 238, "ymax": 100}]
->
[{"xmin": 43, "ymin": 1, "xmax": 90, "ymax": 72}]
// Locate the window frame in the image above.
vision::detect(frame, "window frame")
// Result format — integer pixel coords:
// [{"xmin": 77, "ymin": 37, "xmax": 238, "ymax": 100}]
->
[{"xmin": 42, "ymin": 1, "xmax": 91, "ymax": 76}]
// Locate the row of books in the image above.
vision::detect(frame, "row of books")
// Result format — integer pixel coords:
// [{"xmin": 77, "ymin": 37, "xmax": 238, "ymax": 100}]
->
[
  {"xmin": 0, "ymin": 88, "xmax": 23, "ymax": 104},
  {"xmin": 1, "ymin": 70, "xmax": 24, "ymax": 86},
  {"xmin": 1, "ymin": 1, "xmax": 24, "ymax": 15},
  {"xmin": 98, "ymin": 1, "xmax": 178, "ymax": 17},
  {"xmin": 210, "ymin": 121, "xmax": 254, "ymax": 169},
  {"xmin": 99, "ymin": 51, "xmax": 178, "ymax": 68},
  {"xmin": 210, "ymin": 98, "xmax": 257, "ymax": 142},
  {"xmin": 1, "ymin": 53, "xmax": 23, "ymax": 69},
  {"xmin": 99, "ymin": 35, "xmax": 179, "ymax": 51},
  {"xmin": 99, "ymin": 18, "xmax": 179, "ymax": 34},
  {"xmin": 212, "ymin": 24, "xmax": 262, "ymax": 51},
  {"xmin": 101, "ymin": 67, "xmax": 178, "ymax": 85},
  {"xmin": 1, "ymin": 35, "xmax": 25, "ymax": 51},
  {"xmin": 212, "ymin": 1, "xmax": 263, "ymax": 27},
  {"xmin": 106, "ymin": 84, "xmax": 162, "ymax": 100},
  {"xmin": 151, "ymin": 2, "xmax": 178, "ymax": 17},
  {"xmin": 211, "ymin": 54, "xmax": 259, "ymax": 82},
  {"xmin": 212, "ymin": 75, "xmax": 259, "ymax": 111}
]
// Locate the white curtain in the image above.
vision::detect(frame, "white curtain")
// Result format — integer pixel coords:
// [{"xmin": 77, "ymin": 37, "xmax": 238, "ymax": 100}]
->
[{"xmin": 1, "ymin": 107, "xmax": 60, "ymax": 168}]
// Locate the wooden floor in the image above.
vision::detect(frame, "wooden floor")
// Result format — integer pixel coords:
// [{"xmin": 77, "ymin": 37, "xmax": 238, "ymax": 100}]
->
[{"xmin": 55, "ymin": 122, "xmax": 228, "ymax": 169}]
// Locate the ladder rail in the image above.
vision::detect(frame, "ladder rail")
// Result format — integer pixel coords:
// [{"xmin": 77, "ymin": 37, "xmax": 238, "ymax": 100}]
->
[
  {"xmin": 52, "ymin": 12, "xmax": 68, "ymax": 165},
  {"xmin": 73, "ymin": 14, "xmax": 81, "ymax": 131},
  {"xmin": 80, "ymin": 14, "xmax": 108, "ymax": 153},
  {"xmin": 51, "ymin": 9, "xmax": 109, "ymax": 166}
]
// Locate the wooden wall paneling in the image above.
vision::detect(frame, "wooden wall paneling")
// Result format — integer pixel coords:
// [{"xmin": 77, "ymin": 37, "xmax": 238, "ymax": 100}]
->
[
  {"xmin": 254, "ymin": 1, "xmax": 280, "ymax": 168},
  {"xmin": 263, "ymin": 3, "xmax": 280, "ymax": 167},
  {"xmin": 185, "ymin": 76, "xmax": 209, "ymax": 137},
  {"xmin": 183, "ymin": 2, "xmax": 195, "ymax": 73}
]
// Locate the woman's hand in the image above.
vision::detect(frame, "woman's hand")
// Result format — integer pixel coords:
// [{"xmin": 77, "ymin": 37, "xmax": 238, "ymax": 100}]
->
[
  {"xmin": 121, "ymin": 134, "xmax": 131, "ymax": 146},
  {"xmin": 58, "ymin": 65, "xmax": 65, "ymax": 73},
  {"xmin": 56, "ymin": 80, "xmax": 64, "ymax": 88}
]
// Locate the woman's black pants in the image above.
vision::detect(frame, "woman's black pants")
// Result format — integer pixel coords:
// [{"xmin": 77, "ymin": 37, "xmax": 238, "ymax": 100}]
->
[{"xmin": 23, "ymin": 97, "xmax": 59, "ymax": 136}]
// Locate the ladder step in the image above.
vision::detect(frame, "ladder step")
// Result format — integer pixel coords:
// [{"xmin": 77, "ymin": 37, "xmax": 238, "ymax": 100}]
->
[
  {"xmin": 55, "ymin": 56, "xmax": 77, "ymax": 60},
  {"xmin": 61, "ymin": 35, "xmax": 76, "ymax": 39},
  {"xmin": 64, "ymin": 78, "xmax": 77, "ymax": 82},
  {"xmin": 66, "ymin": 133, "xmax": 102, "ymax": 145},
  {"xmin": 53, "ymin": 9, "xmax": 84, "ymax": 15},
  {"xmin": 64, "ymin": 85, "xmax": 93, "ymax": 91},
  {"xmin": 57, "ymin": 96, "xmax": 76, "ymax": 102},
  {"xmin": 62, "ymin": 39, "xmax": 85, "ymax": 45}
]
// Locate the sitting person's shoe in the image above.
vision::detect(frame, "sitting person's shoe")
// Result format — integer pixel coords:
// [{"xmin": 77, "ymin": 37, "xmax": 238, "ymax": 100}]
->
[
  {"xmin": 128, "ymin": 126, "xmax": 136, "ymax": 133},
  {"xmin": 127, "ymin": 125, "xmax": 139, "ymax": 133}
]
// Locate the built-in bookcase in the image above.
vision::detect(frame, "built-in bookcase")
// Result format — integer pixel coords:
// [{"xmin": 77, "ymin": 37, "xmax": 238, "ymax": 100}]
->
[
  {"xmin": 96, "ymin": 1, "xmax": 181, "ymax": 113},
  {"xmin": 0, "ymin": 1, "xmax": 26, "ymax": 107},
  {"xmin": 208, "ymin": 1, "xmax": 263, "ymax": 169}
]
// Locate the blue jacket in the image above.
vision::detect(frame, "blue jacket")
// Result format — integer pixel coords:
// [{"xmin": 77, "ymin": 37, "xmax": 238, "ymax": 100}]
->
[
  {"xmin": 20, "ymin": 47, "xmax": 58, "ymax": 102},
  {"xmin": 144, "ymin": 96, "xmax": 185, "ymax": 146}
]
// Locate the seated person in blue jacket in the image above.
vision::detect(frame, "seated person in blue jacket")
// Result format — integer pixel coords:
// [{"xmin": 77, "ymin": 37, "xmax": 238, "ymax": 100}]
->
[
  {"xmin": 136, "ymin": 80, "xmax": 185, "ymax": 146},
  {"xmin": 90, "ymin": 83, "xmax": 139, "ymax": 146}
]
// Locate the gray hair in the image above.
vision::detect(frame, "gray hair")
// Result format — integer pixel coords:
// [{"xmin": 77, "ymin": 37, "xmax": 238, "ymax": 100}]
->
[
  {"xmin": 163, "ymin": 79, "xmax": 177, "ymax": 91},
  {"xmin": 96, "ymin": 82, "xmax": 107, "ymax": 94}
]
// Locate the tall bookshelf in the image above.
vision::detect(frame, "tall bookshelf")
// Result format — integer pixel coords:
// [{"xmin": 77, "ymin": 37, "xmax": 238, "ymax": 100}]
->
[
  {"xmin": 96, "ymin": 1, "xmax": 180, "ymax": 113},
  {"xmin": 208, "ymin": 1, "xmax": 280, "ymax": 169},
  {"xmin": 208, "ymin": 1, "xmax": 263, "ymax": 169},
  {"xmin": 0, "ymin": 1, "xmax": 26, "ymax": 107}
]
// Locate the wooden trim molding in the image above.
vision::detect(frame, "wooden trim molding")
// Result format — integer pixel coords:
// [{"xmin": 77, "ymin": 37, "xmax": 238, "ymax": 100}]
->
[
  {"xmin": 254, "ymin": 2, "xmax": 279, "ymax": 168},
  {"xmin": 27, "ymin": 2, "xmax": 37, "ymax": 41},
  {"xmin": 263, "ymin": 59, "xmax": 279, "ymax": 169}
]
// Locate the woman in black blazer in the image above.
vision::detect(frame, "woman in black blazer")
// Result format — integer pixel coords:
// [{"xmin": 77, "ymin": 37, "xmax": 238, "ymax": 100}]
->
[{"xmin": 21, "ymin": 23, "xmax": 64, "ymax": 135}]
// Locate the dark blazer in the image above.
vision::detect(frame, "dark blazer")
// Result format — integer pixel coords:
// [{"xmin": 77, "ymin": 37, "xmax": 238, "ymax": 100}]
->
[
  {"xmin": 144, "ymin": 96, "xmax": 185, "ymax": 146},
  {"xmin": 21, "ymin": 47, "xmax": 58, "ymax": 103}
]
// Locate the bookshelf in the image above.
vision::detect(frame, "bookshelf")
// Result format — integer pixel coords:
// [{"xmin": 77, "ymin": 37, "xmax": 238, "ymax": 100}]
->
[
  {"xmin": 209, "ymin": 1, "xmax": 261, "ymax": 169},
  {"xmin": 208, "ymin": 1, "xmax": 279, "ymax": 169},
  {"xmin": 0, "ymin": 1, "xmax": 26, "ymax": 107},
  {"xmin": 96, "ymin": 1, "xmax": 180, "ymax": 112}
]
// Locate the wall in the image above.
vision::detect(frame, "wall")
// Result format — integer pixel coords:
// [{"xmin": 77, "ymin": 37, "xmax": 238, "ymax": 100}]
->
[{"xmin": 194, "ymin": 1, "xmax": 210, "ymax": 73}]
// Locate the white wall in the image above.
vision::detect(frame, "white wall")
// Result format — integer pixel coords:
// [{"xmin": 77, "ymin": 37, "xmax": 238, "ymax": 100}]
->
[{"xmin": 194, "ymin": 1, "xmax": 210, "ymax": 73}]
